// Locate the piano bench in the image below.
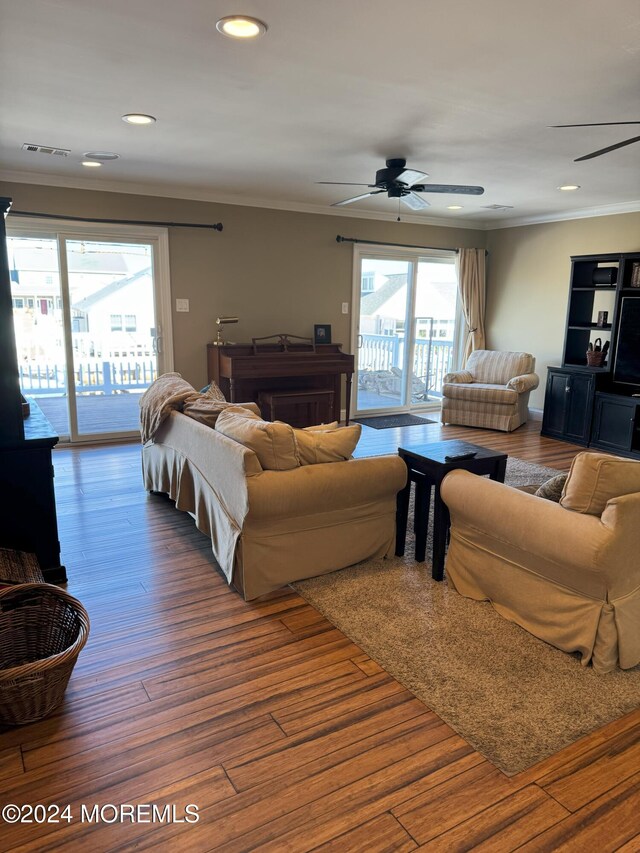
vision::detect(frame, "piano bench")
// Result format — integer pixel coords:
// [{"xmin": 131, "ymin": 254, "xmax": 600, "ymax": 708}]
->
[{"xmin": 258, "ymin": 389, "xmax": 335, "ymax": 428}]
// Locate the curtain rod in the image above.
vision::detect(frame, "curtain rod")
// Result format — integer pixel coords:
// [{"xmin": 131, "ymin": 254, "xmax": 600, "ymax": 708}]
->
[
  {"xmin": 11, "ymin": 210, "xmax": 223, "ymax": 231},
  {"xmin": 336, "ymin": 235, "xmax": 458, "ymax": 253}
]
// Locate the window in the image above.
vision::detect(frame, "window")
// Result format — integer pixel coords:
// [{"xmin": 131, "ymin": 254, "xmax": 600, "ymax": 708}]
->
[
  {"xmin": 361, "ymin": 273, "xmax": 374, "ymax": 293},
  {"xmin": 110, "ymin": 314, "xmax": 123, "ymax": 331},
  {"xmin": 124, "ymin": 314, "xmax": 137, "ymax": 332},
  {"xmin": 12, "ymin": 297, "xmax": 24, "ymax": 309},
  {"xmin": 45, "ymin": 274, "xmax": 54, "ymax": 285},
  {"xmin": 27, "ymin": 298, "xmax": 34, "ymax": 309}
]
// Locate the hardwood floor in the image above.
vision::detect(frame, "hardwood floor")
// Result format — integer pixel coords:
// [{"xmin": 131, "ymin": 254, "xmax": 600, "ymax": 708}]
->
[{"xmin": 1, "ymin": 418, "xmax": 639, "ymax": 851}]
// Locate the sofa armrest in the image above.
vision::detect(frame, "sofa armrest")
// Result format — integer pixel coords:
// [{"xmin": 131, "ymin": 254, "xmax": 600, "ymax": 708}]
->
[
  {"xmin": 506, "ymin": 373, "xmax": 539, "ymax": 393},
  {"xmin": 441, "ymin": 469, "xmax": 609, "ymax": 579},
  {"xmin": 442, "ymin": 370, "xmax": 474, "ymax": 384},
  {"xmin": 247, "ymin": 455, "xmax": 407, "ymax": 519}
]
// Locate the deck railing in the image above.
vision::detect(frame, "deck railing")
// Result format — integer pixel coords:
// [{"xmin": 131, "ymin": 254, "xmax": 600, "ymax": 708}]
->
[
  {"xmin": 359, "ymin": 334, "xmax": 453, "ymax": 396},
  {"xmin": 19, "ymin": 359, "xmax": 157, "ymax": 396}
]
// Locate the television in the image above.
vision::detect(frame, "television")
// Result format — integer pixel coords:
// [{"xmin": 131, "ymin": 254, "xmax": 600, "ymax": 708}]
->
[{"xmin": 613, "ymin": 297, "xmax": 640, "ymax": 386}]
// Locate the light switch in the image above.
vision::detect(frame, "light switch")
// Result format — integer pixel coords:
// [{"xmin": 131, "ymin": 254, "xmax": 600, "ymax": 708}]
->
[
  {"xmin": 176, "ymin": 298, "xmax": 189, "ymax": 313},
  {"xmin": 342, "ymin": 302, "xmax": 349, "ymax": 314}
]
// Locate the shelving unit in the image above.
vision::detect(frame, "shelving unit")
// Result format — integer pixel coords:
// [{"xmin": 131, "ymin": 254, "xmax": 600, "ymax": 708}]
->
[{"xmin": 542, "ymin": 251, "xmax": 640, "ymax": 458}]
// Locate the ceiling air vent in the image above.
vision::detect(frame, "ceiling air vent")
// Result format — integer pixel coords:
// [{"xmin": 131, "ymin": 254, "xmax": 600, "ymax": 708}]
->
[
  {"xmin": 22, "ymin": 143, "xmax": 70, "ymax": 156},
  {"xmin": 482, "ymin": 204, "xmax": 514, "ymax": 211}
]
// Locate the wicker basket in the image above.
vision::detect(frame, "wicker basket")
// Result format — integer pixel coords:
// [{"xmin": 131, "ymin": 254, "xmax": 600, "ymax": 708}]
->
[
  {"xmin": 0, "ymin": 548, "xmax": 44, "ymax": 585},
  {"xmin": 0, "ymin": 584, "xmax": 90, "ymax": 725},
  {"xmin": 586, "ymin": 350, "xmax": 606, "ymax": 367}
]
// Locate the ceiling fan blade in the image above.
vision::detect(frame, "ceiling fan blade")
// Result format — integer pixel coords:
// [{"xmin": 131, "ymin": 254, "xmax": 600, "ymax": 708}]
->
[
  {"xmin": 316, "ymin": 181, "xmax": 372, "ymax": 186},
  {"xmin": 401, "ymin": 192, "xmax": 431, "ymax": 210},
  {"xmin": 574, "ymin": 135, "xmax": 640, "ymax": 161},
  {"xmin": 395, "ymin": 169, "xmax": 429, "ymax": 187},
  {"xmin": 412, "ymin": 183, "xmax": 485, "ymax": 196},
  {"xmin": 331, "ymin": 190, "xmax": 385, "ymax": 207},
  {"xmin": 550, "ymin": 121, "xmax": 640, "ymax": 128}
]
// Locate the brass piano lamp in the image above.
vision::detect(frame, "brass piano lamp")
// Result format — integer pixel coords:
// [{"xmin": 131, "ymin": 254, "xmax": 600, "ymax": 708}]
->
[{"xmin": 212, "ymin": 316, "xmax": 239, "ymax": 346}]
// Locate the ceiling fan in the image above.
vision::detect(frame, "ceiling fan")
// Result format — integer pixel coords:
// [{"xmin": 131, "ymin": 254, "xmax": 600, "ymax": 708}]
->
[
  {"xmin": 550, "ymin": 121, "xmax": 640, "ymax": 161},
  {"xmin": 317, "ymin": 158, "xmax": 484, "ymax": 210}
]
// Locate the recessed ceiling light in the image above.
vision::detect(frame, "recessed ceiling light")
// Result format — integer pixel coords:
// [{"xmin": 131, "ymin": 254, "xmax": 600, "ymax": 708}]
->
[
  {"xmin": 122, "ymin": 114, "xmax": 156, "ymax": 125},
  {"xmin": 558, "ymin": 184, "xmax": 580, "ymax": 191},
  {"xmin": 84, "ymin": 151, "xmax": 120, "ymax": 161},
  {"xmin": 447, "ymin": 205, "xmax": 463, "ymax": 210},
  {"xmin": 216, "ymin": 15, "xmax": 268, "ymax": 39},
  {"xmin": 81, "ymin": 160, "xmax": 102, "ymax": 168}
]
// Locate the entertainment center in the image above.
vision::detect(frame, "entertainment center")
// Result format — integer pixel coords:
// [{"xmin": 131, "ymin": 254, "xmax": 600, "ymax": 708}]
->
[{"xmin": 542, "ymin": 251, "xmax": 640, "ymax": 458}]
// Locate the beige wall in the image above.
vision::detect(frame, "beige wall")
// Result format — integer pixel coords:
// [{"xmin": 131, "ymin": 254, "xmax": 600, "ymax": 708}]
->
[
  {"xmin": 2, "ymin": 181, "xmax": 485, "ymax": 390},
  {"xmin": 486, "ymin": 212, "xmax": 640, "ymax": 409},
  {"xmin": 5, "ymin": 180, "xmax": 639, "ymax": 413}
]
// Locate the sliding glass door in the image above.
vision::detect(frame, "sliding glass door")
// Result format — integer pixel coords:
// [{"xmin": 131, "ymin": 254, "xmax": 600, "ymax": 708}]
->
[
  {"xmin": 352, "ymin": 246, "xmax": 460, "ymax": 417},
  {"xmin": 7, "ymin": 222, "xmax": 172, "ymax": 442}
]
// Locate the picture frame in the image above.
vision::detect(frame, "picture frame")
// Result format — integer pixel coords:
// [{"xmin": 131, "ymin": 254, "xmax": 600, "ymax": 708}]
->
[{"xmin": 313, "ymin": 324, "xmax": 331, "ymax": 344}]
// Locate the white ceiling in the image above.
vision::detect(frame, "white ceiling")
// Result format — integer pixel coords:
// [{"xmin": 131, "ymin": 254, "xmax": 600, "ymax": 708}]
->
[{"xmin": 1, "ymin": 0, "xmax": 639, "ymax": 228}]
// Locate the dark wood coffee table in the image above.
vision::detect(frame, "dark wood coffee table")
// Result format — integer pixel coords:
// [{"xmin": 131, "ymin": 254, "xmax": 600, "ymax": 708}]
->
[{"xmin": 395, "ymin": 439, "xmax": 508, "ymax": 581}]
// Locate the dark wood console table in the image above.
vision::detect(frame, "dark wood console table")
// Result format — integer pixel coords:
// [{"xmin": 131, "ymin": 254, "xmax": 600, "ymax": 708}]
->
[{"xmin": 207, "ymin": 341, "xmax": 354, "ymax": 427}]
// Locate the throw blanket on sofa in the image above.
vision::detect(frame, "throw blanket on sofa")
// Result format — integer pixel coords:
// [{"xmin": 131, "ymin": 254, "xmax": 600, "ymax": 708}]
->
[{"xmin": 139, "ymin": 373, "xmax": 199, "ymax": 443}]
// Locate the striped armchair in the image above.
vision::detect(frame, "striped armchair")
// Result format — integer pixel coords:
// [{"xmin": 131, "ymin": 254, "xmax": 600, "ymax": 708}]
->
[{"xmin": 441, "ymin": 350, "xmax": 539, "ymax": 432}]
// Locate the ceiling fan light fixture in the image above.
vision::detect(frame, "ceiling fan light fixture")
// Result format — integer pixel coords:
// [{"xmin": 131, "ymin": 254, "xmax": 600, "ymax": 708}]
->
[
  {"xmin": 216, "ymin": 16, "xmax": 268, "ymax": 39},
  {"xmin": 557, "ymin": 184, "xmax": 580, "ymax": 191},
  {"xmin": 122, "ymin": 114, "xmax": 157, "ymax": 125}
]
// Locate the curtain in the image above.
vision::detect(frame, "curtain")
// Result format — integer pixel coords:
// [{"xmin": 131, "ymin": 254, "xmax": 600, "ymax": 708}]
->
[{"xmin": 456, "ymin": 248, "xmax": 486, "ymax": 363}]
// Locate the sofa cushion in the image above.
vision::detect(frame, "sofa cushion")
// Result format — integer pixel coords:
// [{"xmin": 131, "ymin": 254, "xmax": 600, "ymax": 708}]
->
[
  {"xmin": 441, "ymin": 382, "xmax": 519, "ymax": 404},
  {"xmin": 183, "ymin": 398, "xmax": 258, "ymax": 428},
  {"xmin": 294, "ymin": 423, "xmax": 361, "ymax": 465},
  {"xmin": 215, "ymin": 408, "xmax": 299, "ymax": 471},
  {"xmin": 560, "ymin": 451, "xmax": 640, "ymax": 515}
]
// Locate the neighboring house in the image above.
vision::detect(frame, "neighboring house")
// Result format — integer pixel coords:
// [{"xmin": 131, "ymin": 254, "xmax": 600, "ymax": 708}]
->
[{"xmin": 72, "ymin": 266, "xmax": 154, "ymax": 359}]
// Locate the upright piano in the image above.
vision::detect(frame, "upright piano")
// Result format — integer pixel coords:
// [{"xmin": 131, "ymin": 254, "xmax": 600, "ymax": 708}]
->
[{"xmin": 207, "ymin": 339, "xmax": 354, "ymax": 427}]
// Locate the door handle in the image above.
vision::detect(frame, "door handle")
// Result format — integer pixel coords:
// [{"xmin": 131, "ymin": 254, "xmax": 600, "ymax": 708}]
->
[
  {"xmin": 357, "ymin": 334, "xmax": 363, "ymax": 349},
  {"xmin": 156, "ymin": 335, "xmax": 163, "ymax": 354}
]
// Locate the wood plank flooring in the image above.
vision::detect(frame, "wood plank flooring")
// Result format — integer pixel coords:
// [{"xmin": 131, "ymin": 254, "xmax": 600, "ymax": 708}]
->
[{"xmin": 1, "ymin": 417, "xmax": 639, "ymax": 851}]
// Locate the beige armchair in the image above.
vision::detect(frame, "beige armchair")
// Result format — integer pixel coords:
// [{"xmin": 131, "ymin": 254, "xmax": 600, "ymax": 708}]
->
[
  {"xmin": 440, "ymin": 452, "xmax": 640, "ymax": 673},
  {"xmin": 441, "ymin": 350, "xmax": 539, "ymax": 432}
]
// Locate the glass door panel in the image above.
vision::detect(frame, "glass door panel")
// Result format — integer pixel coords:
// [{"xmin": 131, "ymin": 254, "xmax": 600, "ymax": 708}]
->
[
  {"xmin": 356, "ymin": 257, "xmax": 412, "ymax": 414},
  {"xmin": 411, "ymin": 260, "xmax": 458, "ymax": 407},
  {"xmin": 7, "ymin": 235, "xmax": 70, "ymax": 437},
  {"xmin": 65, "ymin": 239, "xmax": 158, "ymax": 437}
]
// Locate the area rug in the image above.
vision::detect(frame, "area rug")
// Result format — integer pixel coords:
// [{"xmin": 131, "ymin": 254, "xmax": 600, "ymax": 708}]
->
[
  {"xmin": 354, "ymin": 414, "xmax": 436, "ymax": 429},
  {"xmin": 294, "ymin": 457, "xmax": 640, "ymax": 775}
]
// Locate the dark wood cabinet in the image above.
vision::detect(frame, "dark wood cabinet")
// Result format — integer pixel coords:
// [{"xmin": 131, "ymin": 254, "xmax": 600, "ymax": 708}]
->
[
  {"xmin": 591, "ymin": 393, "xmax": 639, "ymax": 456},
  {"xmin": 541, "ymin": 368, "xmax": 596, "ymax": 445},
  {"xmin": 0, "ymin": 197, "xmax": 66, "ymax": 581},
  {"xmin": 542, "ymin": 251, "xmax": 640, "ymax": 459}
]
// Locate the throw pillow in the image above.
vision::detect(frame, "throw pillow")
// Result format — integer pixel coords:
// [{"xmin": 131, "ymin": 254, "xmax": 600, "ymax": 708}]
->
[
  {"xmin": 560, "ymin": 451, "xmax": 640, "ymax": 515},
  {"xmin": 215, "ymin": 408, "xmax": 299, "ymax": 471},
  {"xmin": 182, "ymin": 397, "xmax": 255, "ymax": 428},
  {"xmin": 204, "ymin": 380, "xmax": 227, "ymax": 403},
  {"xmin": 534, "ymin": 473, "xmax": 568, "ymax": 502},
  {"xmin": 294, "ymin": 423, "xmax": 361, "ymax": 465}
]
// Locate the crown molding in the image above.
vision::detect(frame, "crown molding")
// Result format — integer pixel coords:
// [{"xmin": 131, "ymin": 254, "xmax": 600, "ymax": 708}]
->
[
  {"xmin": 2, "ymin": 168, "xmax": 638, "ymax": 232},
  {"xmin": 488, "ymin": 200, "xmax": 640, "ymax": 229},
  {"xmin": 0, "ymin": 169, "xmax": 489, "ymax": 230}
]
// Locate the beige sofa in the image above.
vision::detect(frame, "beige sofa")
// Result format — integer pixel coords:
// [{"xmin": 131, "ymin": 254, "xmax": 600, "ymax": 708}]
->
[
  {"xmin": 143, "ymin": 409, "xmax": 407, "ymax": 600},
  {"xmin": 441, "ymin": 350, "xmax": 539, "ymax": 432},
  {"xmin": 440, "ymin": 452, "xmax": 640, "ymax": 673}
]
